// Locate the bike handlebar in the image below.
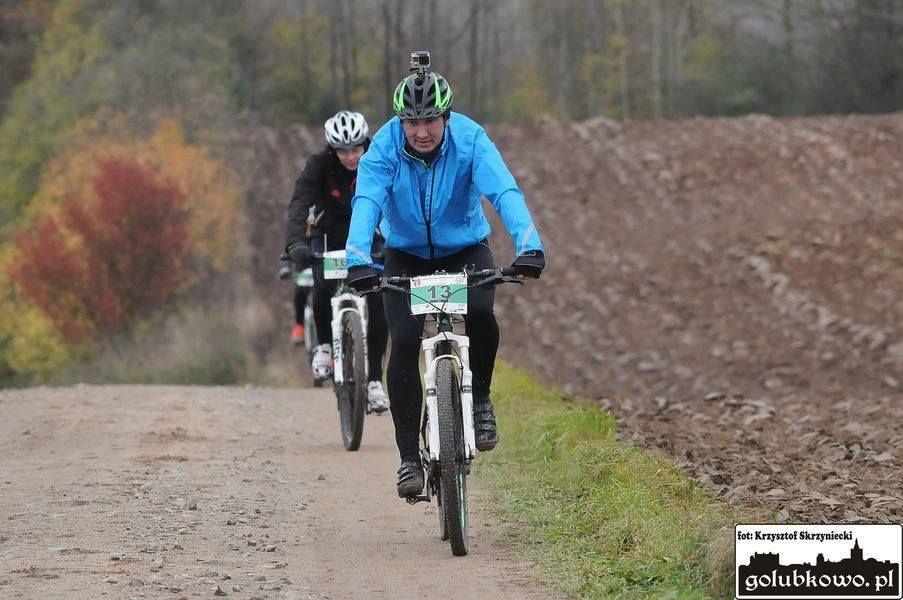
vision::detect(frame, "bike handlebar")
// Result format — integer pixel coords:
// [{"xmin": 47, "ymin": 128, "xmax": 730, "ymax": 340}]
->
[
  {"xmin": 380, "ymin": 267, "xmax": 521, "ymax": 295},
  {"xmin": 279, "ymin": 250, "xmax": 324, "ymax": 263}
]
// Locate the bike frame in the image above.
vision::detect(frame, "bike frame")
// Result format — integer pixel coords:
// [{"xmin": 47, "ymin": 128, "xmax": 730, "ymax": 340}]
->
[
  {"xmin": 330, "ymin": 287, "xmax": 368, "ymax": 385},
  {"xmin": 381, "ymin": 266, "xmax": 519, "ymax": 508}
]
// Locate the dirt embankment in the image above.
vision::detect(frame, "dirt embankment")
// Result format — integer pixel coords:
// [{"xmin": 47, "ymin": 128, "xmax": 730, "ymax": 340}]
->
[
  {"xmin": 489, "ymin": 113, "xmax": 903, "ymax": 523},
  {"xmin": 245, "ymin": 113, "xmax": 903, "ymax": 523}
]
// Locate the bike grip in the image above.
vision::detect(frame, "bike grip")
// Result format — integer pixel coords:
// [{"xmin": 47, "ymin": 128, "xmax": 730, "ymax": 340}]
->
[{"xmin": 500, "ymin": 267, "xmax": 518, "ymax": 277}]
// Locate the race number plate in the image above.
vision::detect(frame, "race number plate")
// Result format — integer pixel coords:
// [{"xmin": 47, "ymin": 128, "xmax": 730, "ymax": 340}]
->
[
  {"xmin": 294, "ymin": 268, "xmax": 314, "ymax": 287},
  {"xmin": 323, "ymin": 250, "xmax": 347, "ymax": 279},
  {"xmin": 409, "ymin": 273, "xmax": 467, "ymax": 315}
]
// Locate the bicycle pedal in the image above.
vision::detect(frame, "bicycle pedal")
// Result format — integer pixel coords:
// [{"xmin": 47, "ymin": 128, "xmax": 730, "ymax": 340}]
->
[{"xmin": 404, "ymin": 494, "xmax": 430, "ymax": 505}]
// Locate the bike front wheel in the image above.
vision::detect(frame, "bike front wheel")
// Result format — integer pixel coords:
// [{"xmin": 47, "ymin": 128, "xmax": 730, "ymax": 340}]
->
[
  {"xmin": 437, "ymin": 357, "xmax": 468, "ymax": 556},
  {"xmin": 337, "ymin": 311, "xmax": 366, "ymax": 451},
  {"xmin": 303, "ymin": 296, "xmax": 324, "ymax": 387}
]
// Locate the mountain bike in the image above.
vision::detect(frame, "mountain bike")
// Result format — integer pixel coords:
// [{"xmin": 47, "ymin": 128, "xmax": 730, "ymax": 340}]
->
[
  {"xmin": 380, "ymin": 266, "xmax": 521, "ymax": 556},
  {"xmin": 279, "ymin": 263, "xmax": 322, "ymax": 386},
  {"xmin": 318, "ymin": 249, "xmax": 371, "ymax": 451}
]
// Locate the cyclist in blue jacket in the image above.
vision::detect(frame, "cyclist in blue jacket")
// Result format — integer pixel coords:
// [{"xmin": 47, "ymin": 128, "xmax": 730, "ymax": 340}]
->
[{"xmin": 344, "ymin": 54, "xmax": 545, "ymax": 497}]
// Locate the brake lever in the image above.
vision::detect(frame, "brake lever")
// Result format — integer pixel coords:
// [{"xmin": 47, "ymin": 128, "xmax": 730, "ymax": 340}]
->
[
  {"xmin": 381, "ymin": 283, "xmax": 409, "ymax": 295},
  {"xmin": 472, "ymin": 274, "xmax": 501, "ymax": 289}
]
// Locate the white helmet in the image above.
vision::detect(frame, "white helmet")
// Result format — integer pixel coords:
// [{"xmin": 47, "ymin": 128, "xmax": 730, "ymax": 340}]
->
[{"xmin": 324, "ymin": 111, "xmax": 369, "ymax": 149}]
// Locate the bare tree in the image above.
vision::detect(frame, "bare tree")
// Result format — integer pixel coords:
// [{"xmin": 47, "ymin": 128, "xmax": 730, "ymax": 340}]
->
[
  {"xmin": 335, "ymin": 0, "xmax": 352, "ymax": 106},
  {"xmin": 651, "ymin": 0, "xmax": 663, "ymax": 118},
  {"xmin": 615, "ymin": 0, "xmax": 629, "ymax": 120},
  {"xmin": 469, "ymin": 0, "xmax": 482, "ymax": 113},
  {"xmin": 381, "ymin": 0, "xmax": 393, "ymax": 116},
  {"xmin": 782, "ymin": 0, "xmax": 794, "ymax": 62}
]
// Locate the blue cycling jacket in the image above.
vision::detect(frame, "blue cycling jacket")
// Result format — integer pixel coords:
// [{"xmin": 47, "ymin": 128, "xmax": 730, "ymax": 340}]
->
[{"xmin": 345, "ymin": 112, "xmax": 543, "ymax": 267}]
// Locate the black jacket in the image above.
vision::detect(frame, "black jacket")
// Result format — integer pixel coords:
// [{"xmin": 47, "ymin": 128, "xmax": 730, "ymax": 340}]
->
[{"xmin": 285, "ymin": 143, "xmax": 371, "ymax": 252}]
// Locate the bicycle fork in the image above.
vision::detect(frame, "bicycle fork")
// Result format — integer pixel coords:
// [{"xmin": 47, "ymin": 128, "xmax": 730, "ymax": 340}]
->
[
  {"xmin": 421, "ymin": 332, "xmax": 477, "ymax": 463},
  {"xmin": 330, "ymin": 293, "xmax": 368, "ymax": 385}
]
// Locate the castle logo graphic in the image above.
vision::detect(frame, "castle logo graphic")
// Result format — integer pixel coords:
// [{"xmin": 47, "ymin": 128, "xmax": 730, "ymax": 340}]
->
[{"xmin": 736, "ymin": 524, "xmax": 902, "ymax": 599}]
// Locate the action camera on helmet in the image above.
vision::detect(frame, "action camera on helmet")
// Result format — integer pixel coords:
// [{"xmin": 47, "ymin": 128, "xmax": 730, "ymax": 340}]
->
[{"xmin": 410, "ymin": 51, "xmax": 431, "ymax": 74}]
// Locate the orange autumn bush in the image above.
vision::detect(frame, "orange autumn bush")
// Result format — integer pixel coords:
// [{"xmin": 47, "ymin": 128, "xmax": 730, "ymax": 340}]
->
[
  {"xmin": 7, "ymin": 158, "xmax": 188, "ymax": 342},
  {"xmin": 26, "ymin": 115, "xmax": 243, "ymax": 279}
]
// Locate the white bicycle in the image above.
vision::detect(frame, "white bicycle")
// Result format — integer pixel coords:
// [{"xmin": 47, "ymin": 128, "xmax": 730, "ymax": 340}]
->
[
  {"xmin": 318, "ymin": 249, "xmax": 371, "ymax": 451},
  {"xmin": 380, "ymin": 266, "xmax": 521, "ymax": 556}
]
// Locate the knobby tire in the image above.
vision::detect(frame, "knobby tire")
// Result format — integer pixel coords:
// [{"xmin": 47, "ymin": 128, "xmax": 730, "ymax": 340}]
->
[
  {"xmin": 437, "ymin": 357, "xmax": 468, "ymax": 556},
  {"xmin": 337, "ymin": 311, "xmax": 366, "ymax": 451}
]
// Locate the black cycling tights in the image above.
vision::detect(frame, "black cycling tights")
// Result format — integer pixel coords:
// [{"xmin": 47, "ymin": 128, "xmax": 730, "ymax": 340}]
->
[
  {"xmin": 382, "ymin": 243, "xmax": 499, "ymax": 463},
  {"xmin": 311, "ymin": 261, "xmax": 388, "ymax": 382}
]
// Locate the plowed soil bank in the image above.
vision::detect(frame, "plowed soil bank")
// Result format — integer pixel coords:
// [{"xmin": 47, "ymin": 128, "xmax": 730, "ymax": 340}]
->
[
  {"xmin": 0, "ymin": 386, "xmax": 555, "ymax": 599},
  {"xmin": 489, "ymin": 113, "xmax": 903, "ymax": 523}
]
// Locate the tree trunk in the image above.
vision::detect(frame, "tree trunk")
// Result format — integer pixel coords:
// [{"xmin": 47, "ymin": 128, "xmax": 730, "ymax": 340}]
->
[
  {"xmin": 651, "ymin": 0, "xmax": 663, "ymax": 119},
  {"xmin": 469, "ymin": 0, "xmax": 481, "ymax": 113},
  {"xmin": 782, "ymin": 0, "xmax": 794, "ymax": 63},
  {"xmin": 336, "ymin": 0, "xmax": 352, "ymax": 106},
  {"xmin": 665, "ymin": 0, "xmax": 687, "ymax": 117},
  {"xmin": 349, "ymin": 1, "xmax": 358, "ymax": 104},
  {"xmin": 382, "ymin": 0, "xmax": 393, "ymax": 116},
  {"xmin": 329, "ymin": 7, "xmax": 339, "ymax": 106},
  {"xmin": 615, "ymin": 1, "xmax": 629, "ymax": 121},
  {"xmin": 479, "ymin": 1, "xmax": 499, "ymax": 120},
  {"xmin": 426, "ymin": 0, "xmax": 437, "ymax": 49},
  {"xmin": 394, "ymin": 0, "xmax": 404, "ymax": 73},
  {"xmin": 299, "ymin": 9, "xmax": 311, "ymax": 117},
  {"xmin": 886, "ymin": 0, "xmax": 898, "ymax": 107}
]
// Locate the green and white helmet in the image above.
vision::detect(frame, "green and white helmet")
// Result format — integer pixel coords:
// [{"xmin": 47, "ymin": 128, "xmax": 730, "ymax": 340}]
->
[{"xmin": 392, "ymin": 72, "xmax": 453, "ymax": 120}]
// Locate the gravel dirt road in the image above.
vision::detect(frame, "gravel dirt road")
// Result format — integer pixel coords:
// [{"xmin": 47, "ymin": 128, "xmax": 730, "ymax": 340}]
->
[{"xmin": 0, "ymin": 385, "xmax": 555, "ymax": 599}]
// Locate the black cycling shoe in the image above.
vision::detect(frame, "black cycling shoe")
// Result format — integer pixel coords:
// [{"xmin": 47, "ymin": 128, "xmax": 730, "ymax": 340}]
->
[
  {"xmin": 473, "ymin": 397, "xmax": 499, "ymax": 452},
  {"xmin": 396, "ymin": 460, "xmax": 424, "ymax": 498}
]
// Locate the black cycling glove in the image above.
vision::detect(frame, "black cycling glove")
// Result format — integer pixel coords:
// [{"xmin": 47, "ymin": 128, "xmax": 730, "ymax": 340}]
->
[
  {"xmin": 347, "ymin": 265, "xmax": 380, "ymax": 294},
  {"xmin": 512, "ymin": 250, "xmax": 545, "ymax": 279},
  {"xmin": 287, "ymin": 242, "xmax": 312, "ymax": 270},
  {"xmin": 277, "ymin": 262, "xmax": 292, "ymax": 280}
]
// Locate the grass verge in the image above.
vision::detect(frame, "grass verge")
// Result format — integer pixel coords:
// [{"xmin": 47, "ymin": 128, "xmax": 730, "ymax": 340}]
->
[{"xmin": 478, "ymin": 362, "xmax": 736, "ymax": 599}]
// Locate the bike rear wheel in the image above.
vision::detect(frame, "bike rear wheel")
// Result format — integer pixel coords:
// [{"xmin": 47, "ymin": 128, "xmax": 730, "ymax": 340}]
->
[
  {"xmin": 437, "ymin": 357, "xmax": 468, "ymax": 556},
  {"xmin": 337, "ymin": 311, "xmax": 366, "ymax": 451}
]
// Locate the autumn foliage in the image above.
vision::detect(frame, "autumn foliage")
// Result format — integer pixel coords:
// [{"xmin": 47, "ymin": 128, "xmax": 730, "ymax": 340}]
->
[{"xmin": 7, "ymin": 158, "xmax": 188, "ymax": 342}]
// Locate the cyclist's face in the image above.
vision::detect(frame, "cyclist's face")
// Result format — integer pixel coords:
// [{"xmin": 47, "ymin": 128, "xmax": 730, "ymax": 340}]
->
[
  {"xmin": 402, "ymin": 116, "xmax": 445, "ymax": 153},
  {"xmin": 336, "ymin": 145, "xmax": 365, "ymax": 170}
]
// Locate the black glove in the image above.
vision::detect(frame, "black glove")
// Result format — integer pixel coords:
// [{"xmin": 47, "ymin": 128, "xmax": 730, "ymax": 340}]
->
[
  {"xmin": 512, "ymin": 250, "xmax": 545, "ymax": 279},
  {"xmin": 277, "ymin": 263, "xmax": 292, "ymax": 280},
  {"xmin": 287, "ymin": 242, "xmax": 312, "ymax": 269},
  {"xmin": 347, "ymin": 265, "xmax": 380, "ymax": 294}
]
